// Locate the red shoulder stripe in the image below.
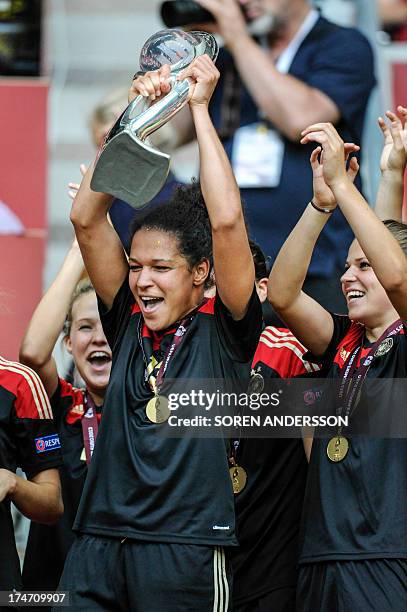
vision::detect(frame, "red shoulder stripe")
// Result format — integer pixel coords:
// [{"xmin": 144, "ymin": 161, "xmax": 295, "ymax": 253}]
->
[
  {"xmin": 253, "ymin": 327, "xmax": 320, "ymax": 377},
  {"xmin": 261, "ymin": 327, "xmax": 310, "ymax": 354},
  {"xmin": 0, "ymin": 356, "xmax": 53, "ymax": 419}
]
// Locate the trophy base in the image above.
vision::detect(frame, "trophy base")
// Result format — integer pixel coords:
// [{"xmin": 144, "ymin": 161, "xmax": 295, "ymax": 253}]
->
[{"xmin": 91, "ymin": 131, "xmax": 170, "ymax": 209}]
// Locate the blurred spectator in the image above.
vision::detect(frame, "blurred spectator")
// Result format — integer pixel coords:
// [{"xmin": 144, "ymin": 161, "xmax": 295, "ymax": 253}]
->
[
  {"xmin": 379, "ymin": 0, "xmax": 407, "ymax": 41},
  {"xmin": 89, "ymin": 87, "xmax": 129, "ymax": 149},
  {"xmin": 185, "ymin": 0, "xmax": 375, "ymax": 314},
  {"xmin": 0, "ymin": 200, "xmax": 24, "ymax": 235}
]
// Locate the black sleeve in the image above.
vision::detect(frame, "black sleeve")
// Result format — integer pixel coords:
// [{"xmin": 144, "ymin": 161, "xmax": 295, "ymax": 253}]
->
[
  {"xmin": 304, "ymin": 313, "xmax": 352, "ymax": 368},
  {"xmin": 97, "ymin": 279, "xmax": 135, "ymax": 351},
  {"xmin": 214, "ymin": 286, "xmax": 263, "ymax": 362},
  {"xmin": 12, "ymin": 416, "xmax": 62, "ymax": 480},
  {"xmin": 49, "ymin": 379, "xmax": 64, "ymax": 429},
  {"xmin": 50, "ymin": 378, "xmax": 81, "ymax": 430}
]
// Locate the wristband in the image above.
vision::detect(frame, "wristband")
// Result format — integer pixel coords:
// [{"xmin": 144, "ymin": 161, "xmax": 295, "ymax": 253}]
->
[
  {"xmin": 310, "ymin": 199, "xmax": 334, "ymax": 214},
  {"xmin": 132, "ymin": 70, "xmax": 146, "ymax": 81}
]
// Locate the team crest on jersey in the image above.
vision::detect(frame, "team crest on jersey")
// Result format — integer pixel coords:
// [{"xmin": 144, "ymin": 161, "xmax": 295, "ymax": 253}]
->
[
  {"xmin": 35, "ymin": 434, "xmax": 61, "ymax": 453},
  {"xmin": 303, "ymin": 390, "xmax": 316, "ymax": 405},
  {"xmin": 374, "ymin": 337, "xmax": 393, "ymax": 358}
]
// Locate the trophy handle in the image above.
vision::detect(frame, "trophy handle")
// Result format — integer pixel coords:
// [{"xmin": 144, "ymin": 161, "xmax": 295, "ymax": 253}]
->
[{"xmin": 128, "ymin": 77, "xmax": 191, "ymax": 142}]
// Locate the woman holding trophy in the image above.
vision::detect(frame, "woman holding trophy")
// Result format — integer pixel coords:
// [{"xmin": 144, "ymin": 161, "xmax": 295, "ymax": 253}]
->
[{"xmin": 57, "ymin": 46, "xmax": 261, "ymax": 610}]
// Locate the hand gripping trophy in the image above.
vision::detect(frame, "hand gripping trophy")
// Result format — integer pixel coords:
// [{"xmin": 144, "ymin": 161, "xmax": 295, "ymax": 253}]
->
[{"xmin": 91, "ymin": 29, "xmax": 218, "ymax": 208}]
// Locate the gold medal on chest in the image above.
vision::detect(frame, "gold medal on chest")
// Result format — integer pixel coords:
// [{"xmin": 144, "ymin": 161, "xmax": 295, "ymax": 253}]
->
[
  {"xmin": 248, "ymin": 371, "xmax": 264, "ymax": 395},
  {"xmin": 326, "ymin": 436, "xmax": 349, "ymax": 462},
  {"xmin": 146, "ymin": 395, "xmax": 170, "ymax": 424},
  {"xmin": 229, "ymin": 465, "xmax": 248, "ymax": 494}
]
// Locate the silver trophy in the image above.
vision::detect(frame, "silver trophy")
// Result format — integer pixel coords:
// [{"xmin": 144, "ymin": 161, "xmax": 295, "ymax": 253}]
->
[{"xmin": 91, "ymin": 28, "xmax": 218, "ymax": 208}]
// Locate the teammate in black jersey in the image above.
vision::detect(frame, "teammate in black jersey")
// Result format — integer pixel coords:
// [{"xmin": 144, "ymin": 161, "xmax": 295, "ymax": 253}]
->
[
  {"xmin": 19, "ymin": 241, "xmax": 111, "ymax": 595},
  {"xmin": 57, "ymin": 55, "xmax": 262, "ymax": 611},
  {"xmin": 0, "ymin": 355, "xmax": 63, "ymax": 593},
  {"xmin": 269, "ymin": 111, "xmax": 407, "ymax": 611},
  {"xmin": 230, "ymin": 244, "xmax": 321, "ymax": 611}
]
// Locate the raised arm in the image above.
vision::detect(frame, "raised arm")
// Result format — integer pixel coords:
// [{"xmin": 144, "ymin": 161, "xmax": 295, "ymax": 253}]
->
[
  {"xmin": 20, "ymin": 240, "xmax": 84, "ymax": 397},
  {"xmin": 70, "ymin": 161, "xmax": 128, "ymax": 309},
  {"xmin": 375, "ymin": 106, "xmax": 407, "ymax": 221},
  {"xmin": 179, "ymin": 55, "xmax": 255, "ymax": 319},
  {"xmin": 268, "ymin": 137, "xmax": 359, "ymax": 355},
  {"xmin": 267, "ymin": 199, "xmax": 334, "ymax": 355},
  {"xmin": 195, "ymin": 0, "xmax": 360, "ymax": 141},
  {"xmin": 302, "ymin": 122, "xmax": 407, "ymax": 322}
]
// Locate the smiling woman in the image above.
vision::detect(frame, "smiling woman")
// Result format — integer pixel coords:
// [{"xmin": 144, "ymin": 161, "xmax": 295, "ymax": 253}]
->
[
  {"xmin": 268, "ymin": 115, "xmax": 407, "ymax": 612},
  {"xmin": 128, "ymin": 182, "xmax": 213, "ymax": 331},
  {"xmin": 59, "ymin": 55, "xmax": 262, "ymax": 610},
  {"xmin": 63, "ymin": 282, "xmax": 111, "ymax": 396},
  {"xmin": 18, "ymin": 240, "xmax": 111, "ymax": 597}
]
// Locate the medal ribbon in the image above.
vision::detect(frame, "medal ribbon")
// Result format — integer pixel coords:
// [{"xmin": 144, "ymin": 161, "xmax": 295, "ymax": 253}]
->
[
  {"xmin": 337, "ymin": 319, "xmax": 403, "ymax": 426},
  {"xmin": 138, "ymin": 303, "xmax": 206, "ymax": 397},
  {"xmin": 146, "ymin": 355, "xmax": 162, "ymax": 395},
  {"xmin": 81, "ymin": 392, "xmax": 100, "ymax": 466},
  {"xmin": 230, "ymin": 367, "xmax": 265, "ymax": 465}
]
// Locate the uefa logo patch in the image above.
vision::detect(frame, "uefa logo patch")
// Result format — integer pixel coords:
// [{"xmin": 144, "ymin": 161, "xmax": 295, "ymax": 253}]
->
[
  {"xmin": 35, "ymin": 434, "xmax": 61, "ymax": 453},
  {"xmin": 303, "ymin": 390, "xmax": 316, "ymax": 405}
]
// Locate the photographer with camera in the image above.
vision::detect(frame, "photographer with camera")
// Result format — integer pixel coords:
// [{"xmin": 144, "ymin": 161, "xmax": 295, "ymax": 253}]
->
[{"xmin": 162, "ymin": 0, "xmax": 375, "ymax": 319}]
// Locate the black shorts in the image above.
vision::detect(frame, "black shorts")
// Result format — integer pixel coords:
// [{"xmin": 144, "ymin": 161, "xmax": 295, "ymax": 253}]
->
[
  {"xmin": 56, "ymin": 534, "xmax": 232, "ymax": 611},
  {"xmin": 234, "ymin": 586, "xmax": 295, "ymax": 612},
  {"xmin": 297, "ymin": 559, "xmax": 407, "ymax": 612}
]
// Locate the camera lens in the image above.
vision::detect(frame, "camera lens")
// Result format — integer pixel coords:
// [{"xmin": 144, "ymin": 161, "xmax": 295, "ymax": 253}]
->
[{"xmin": 160, "ymin": 1, "xmax": 215, "ymax": 28}]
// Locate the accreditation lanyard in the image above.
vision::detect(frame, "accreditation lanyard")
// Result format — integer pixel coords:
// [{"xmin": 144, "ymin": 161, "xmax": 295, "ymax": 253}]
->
[
  {"xmin": 273, "ymin": 8, "xmax": 319, "ymax": 74},
  {"xmin": 337, "ymin": 319, "xmax": 403, "ymax": 422},
  {"xmin": 81, "ymin": 392, "xmax": 100, "ymax": 465}
]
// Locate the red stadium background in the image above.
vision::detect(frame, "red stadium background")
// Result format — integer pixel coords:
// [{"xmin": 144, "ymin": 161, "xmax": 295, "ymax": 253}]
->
[{"xmin": 0, "ymin": 79, "xmax": 48, "ymax": 360}]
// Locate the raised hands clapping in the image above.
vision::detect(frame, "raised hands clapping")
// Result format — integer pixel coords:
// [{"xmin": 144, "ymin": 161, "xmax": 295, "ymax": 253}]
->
[{"xmin": 301, "ymin": 123, "xmax": 360, "ymax": 212}]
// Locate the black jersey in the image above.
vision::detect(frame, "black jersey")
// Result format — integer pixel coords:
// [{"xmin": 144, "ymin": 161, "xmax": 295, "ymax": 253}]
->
[
  {"xmin": 232, "ymin": 328, "xmax": 320, "ymax": 605},
  {"xmin": 299, "ymin": 313, "xmax": 407, "ymax": 563},
  {"xmin": 74, "ymin": 281, "xmax": 262, "ymax": 546},
  {"xmin": 0, "ymin": 357, "xmax": 62, "ymax": 591},
  {"xmin": 23, "ymin": 380, "xmax": 103, "ymax": 591}
]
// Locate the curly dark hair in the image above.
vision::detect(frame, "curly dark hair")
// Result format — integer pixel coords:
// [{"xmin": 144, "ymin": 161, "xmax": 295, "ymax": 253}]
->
[
  {"xmin": 130, "ymin": 182, "xmax": 213, "ymax": 288},
  {"xmin": 249, "ymin": 239, "xmax": 272, "ymax": 281}
]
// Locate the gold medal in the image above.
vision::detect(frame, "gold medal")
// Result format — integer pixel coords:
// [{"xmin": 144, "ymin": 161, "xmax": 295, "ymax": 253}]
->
[
  {"xmin": 146, "ymin": 395, "xmax": 170, "ymax": 424},
  {"xmin": 229, "ymin": 465, "xmax": 248, "ymax": 494},
  {"xmin": 248, "ymin": 371, "xmax": 264, "ymax": 395},
  {"xmin": 326, "ymin": 436, "xmax": 349, "ymax": 462}
]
